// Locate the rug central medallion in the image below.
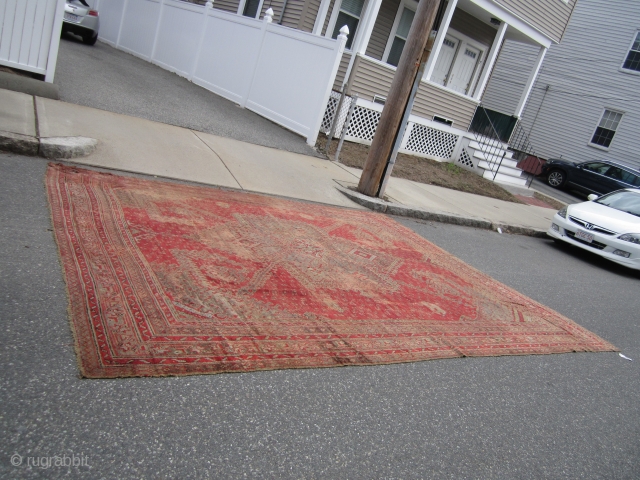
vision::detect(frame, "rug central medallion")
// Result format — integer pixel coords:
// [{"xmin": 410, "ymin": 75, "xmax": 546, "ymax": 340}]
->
[{"xmin": 46, "ymin": 164, "xmax": 616, "ymax": 378}]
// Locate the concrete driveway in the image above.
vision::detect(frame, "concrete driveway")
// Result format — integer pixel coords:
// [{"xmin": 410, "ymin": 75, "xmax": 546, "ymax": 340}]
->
[{"xmin": 54, "ymin": 34, "xmax": 322, "ymax": 158}]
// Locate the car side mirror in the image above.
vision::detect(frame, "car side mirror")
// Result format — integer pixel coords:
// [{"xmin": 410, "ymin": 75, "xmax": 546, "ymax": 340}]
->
[{"xmin": 587, "ymin": 194, "xmax": 599, "ymax": 201}]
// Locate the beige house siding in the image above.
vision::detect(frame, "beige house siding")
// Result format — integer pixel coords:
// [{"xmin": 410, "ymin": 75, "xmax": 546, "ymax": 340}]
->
[
  {"xmin": 257, "ymin": 0, "xmax": 302, "ymax": 27},
  {"xmin": 349, "ymin": 55, "xmax": 478, "ymax": 129},
  {"xmin": 495, "ymin": 0, "xmax": 576, "ymax": 43},
  {"xmin": 333, "ymin": 52, "xmax": 353, "ymax": 90},
  {"xmin": 321, "ymin": 0, "xmax": 338, "ymax": 35},
  {"xmin": 298, "ymin": 0, "xmax": 323, "ymax": 32},
  {"xmin": 412, "ymin": 83, "xmax": 477, "ymax": 128},
  {"xmin": 364, "ymin": 4, "xmax": 497, "ymax": 64},
  {"xmin": 450, "ymin": 8, "xmax": 496, "ymax": 47},
  {"xmin": 365, "ymin": 0, "xmax": 401, "ymax": 61},
  {"xmin": 212, "ymin": 0, "xmax": 240, "ymax": 14}
]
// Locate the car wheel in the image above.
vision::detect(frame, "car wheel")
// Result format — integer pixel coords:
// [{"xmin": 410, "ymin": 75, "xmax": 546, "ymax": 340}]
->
[
  {"xmin": 83, "ymin": 33, "xmax": 98, "ymax": 46},
  {"xmin": 547, "ymin": 169, "xmax": 566, "ymax": 188}
]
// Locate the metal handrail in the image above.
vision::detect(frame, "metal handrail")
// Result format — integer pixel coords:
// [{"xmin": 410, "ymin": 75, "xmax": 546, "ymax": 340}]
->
[
  {"xmin": 469, "ymin": 105, "xmax": 545, "ymax": 188},
  {"xmin": 469, "ymin": 105, "xmax": 509, "ymax": 181}
]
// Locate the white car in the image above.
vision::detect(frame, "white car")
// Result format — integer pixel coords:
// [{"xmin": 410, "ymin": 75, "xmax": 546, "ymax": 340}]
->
[{"xmin": 547, "ymin": 189, "xmax": 640, "ymax": 270}]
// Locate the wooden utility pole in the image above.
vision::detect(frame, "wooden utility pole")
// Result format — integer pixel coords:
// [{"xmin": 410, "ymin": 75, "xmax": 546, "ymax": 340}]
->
[{"xmin": 357, "ymin": 0, "xmax": 441, "ymax": 197}]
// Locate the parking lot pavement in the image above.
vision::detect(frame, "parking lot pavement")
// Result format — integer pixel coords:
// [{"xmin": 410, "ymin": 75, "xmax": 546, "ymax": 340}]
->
[
  {"xmin": 531, "ymin": 177, "xmax": 586, "ymax": 204},
  {"xmin": 1, "ymin": 152, "xmax": 639, "ymax": 479},
  {"xmin": 53, "ymin": 35, "xmax": 323, "ymax": 158}
]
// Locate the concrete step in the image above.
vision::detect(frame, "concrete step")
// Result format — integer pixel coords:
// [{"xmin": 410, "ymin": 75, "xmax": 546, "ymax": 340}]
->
[
  {"xmin": 469, "ymin": 141, "xmax": 513, "ymax": 158},
  {"xmin": 482, "ymin": 170, "xmax": 528, "ymax": 186},
  {"xmin": 477, "ymin": 160, "xmax": 523, "ymax": 177},
  {"xmin": 473, "ymin": 151, "xmax": 518, "ymax": 168}
]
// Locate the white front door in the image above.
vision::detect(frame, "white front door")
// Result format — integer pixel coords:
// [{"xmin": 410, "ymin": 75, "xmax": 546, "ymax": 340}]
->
[
  {"xmin": 429, "ymin": 31, "xmax": 483, "ymax": 96},
  {"xmin": 431, "ymin": 36, "xmax": 459, "ymax": 86},
  {"xmin": 448, "ymin": 45, "xmax": 480, "ymax": 95}
]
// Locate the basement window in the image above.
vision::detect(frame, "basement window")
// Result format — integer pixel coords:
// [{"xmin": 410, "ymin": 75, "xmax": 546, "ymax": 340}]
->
[
  {"xmin": 433, "ymin": 115, "xmax": 453, "ymax": 126},
  {"xmin": 373, "ymin": 95, "xmax": 387, "ymax": 105}
]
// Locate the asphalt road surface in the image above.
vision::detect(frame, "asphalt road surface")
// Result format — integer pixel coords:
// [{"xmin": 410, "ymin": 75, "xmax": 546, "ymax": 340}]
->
[
  {"xmin": 1, "ymin": 153, "xmax": 638, "ymax": 478},
  {"xmin": 54, "ymin": 34, "xmax": 322, "ymax": 158}
]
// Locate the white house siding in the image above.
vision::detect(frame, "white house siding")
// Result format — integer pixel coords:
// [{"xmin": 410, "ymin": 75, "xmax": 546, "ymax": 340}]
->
[
  {"xmin": 494, "ymin": 0, "xmax": 576, "ymax": 44},
  {"xmin": 481, "ymin": 39, "xmax": 539, "ymax": 116},
  {"xmin": 491, "ymin": 0, "xmax": 640, "ymax": 170}
]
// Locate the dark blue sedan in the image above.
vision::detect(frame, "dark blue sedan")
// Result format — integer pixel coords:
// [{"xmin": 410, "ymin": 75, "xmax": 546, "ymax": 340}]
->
[{"xmin": 541, "ymin": 159, "xmax": 640, "ymax": 195}]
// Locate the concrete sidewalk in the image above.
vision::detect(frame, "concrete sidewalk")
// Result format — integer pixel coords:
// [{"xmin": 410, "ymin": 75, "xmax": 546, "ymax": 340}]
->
[{"xmin": 1, "ymin": 88, "xmax": 558, "ymax": 233}]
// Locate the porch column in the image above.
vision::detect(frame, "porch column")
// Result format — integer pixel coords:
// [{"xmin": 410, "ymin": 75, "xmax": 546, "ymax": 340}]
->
[
  {"xmin": 473, "ymin": 20, "xmax": 507, "ymax": 99},
  {"xmin": 312, "ymin": 0, "xmax": 332, "ymax": 35},
  {"xmin": 423, "ymin": 0, "xmax": 458, "ymax": 81},
  {"xmin": 515, "ymin": 45, "xmax": 547, "ymax": 117},
  {"xmin": 354, "ymin": 0, "xmax": 384, "ymax": 55}
]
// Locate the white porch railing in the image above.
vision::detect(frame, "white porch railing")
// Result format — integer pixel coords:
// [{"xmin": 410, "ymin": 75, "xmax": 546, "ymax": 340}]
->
[
  {"xmin": 0, "ymin": 0, "xmax": 66, "ymax": 82},
  {"xmin": 92, "ymin": 0, "xmax": 347, "ymax": 145}
]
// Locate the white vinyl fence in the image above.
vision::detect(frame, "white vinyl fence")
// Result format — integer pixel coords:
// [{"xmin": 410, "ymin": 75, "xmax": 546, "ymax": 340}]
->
[
  {"xmin": 0, "ymin": 0, "xmax": 66, "ymax": 82},
  {"xmin": 91, "ymin": 0, "xmax": 348, "ymax": 145}
]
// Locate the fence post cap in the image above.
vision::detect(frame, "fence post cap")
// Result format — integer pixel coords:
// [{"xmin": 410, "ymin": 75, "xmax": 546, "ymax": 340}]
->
[
  {"xmin": 205, "ymin": 0, "xmax": 213, "ymax": 7},
  {"xmin": 264, "ymin": 8, "xmax": 274, "ymax": 22},
  {"xmin": 338, "ymin": 25, "xmax": 349, "ymax": 40}
]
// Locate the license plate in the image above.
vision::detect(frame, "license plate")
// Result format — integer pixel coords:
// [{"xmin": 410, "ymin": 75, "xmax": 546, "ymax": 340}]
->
[
  {"xmin": 64, "ymin": 12, "xmax": 79, "ymax": 22},
  {"xmin": 575, "ymin": 230, "xmax": 594, "ymax": 243}
]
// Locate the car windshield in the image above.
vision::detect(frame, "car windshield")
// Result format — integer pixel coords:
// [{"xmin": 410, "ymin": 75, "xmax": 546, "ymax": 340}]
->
[{"xmin": 595, "ymin": 190, "xmax": 640, "ymax": 217}]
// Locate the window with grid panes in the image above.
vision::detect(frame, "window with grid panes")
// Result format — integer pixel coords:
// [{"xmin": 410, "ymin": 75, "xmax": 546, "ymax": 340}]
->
[
  {"xmin": 590, "ymin": 110, "xmax": 623, "ymax": 148},
  {"xmin": 386, "ymin": 7, "xmax": 416, "ymax": 67},
  {"xmin": 623, "ymin": 32, "xmax": 640, "ymax": 72},
  {"xmin": 331, "ymin": 0, "xmax": 365, "ymax": 50}
]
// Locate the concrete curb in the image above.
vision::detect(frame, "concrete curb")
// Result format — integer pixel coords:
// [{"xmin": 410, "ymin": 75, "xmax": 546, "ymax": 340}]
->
[
  {"xmin": 39, "ymin": 136, "xmax": 98, "ymax": 159},
  {"xmin": 0, "ymin": 131, "xmax": 97, "ymax": 159},
  {"xmin": 336, "ymin": 185, "xmax": 548, "ymax": 238},
  {"xmin": 0, "ymin": 72, "xmax": 59, "ymax": 100},
  {"xmin": 0, "ymin": 130, "xmax": 40, "ymax": 156}
]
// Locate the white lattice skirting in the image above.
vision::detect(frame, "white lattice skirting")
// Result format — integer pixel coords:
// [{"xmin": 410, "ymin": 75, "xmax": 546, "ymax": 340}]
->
[
  {"xmin": 320, "ymin": 91, "xmax": 355, "ymax": 138},
  {"xmin": 321, "ymin": 97, "xmax": 461, "ymax": 161}
]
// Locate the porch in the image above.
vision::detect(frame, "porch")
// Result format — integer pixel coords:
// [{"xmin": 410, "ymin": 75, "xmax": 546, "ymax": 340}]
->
[{"xmin": 320, "ymin": 0, "xmax": 553, "ymax": 185}]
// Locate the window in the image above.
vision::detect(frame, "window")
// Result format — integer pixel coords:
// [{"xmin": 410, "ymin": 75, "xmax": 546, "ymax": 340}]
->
[
  {"xmin": 240, "ymin": 0, "xmax": 263, "ymax": 18},
  {"xmin": 330, "ymin": 0, "xmax": 366, "ymax": 50},
  {"xmin": 590, "ymin": 110, "xmax": 623, "ymax": 148},
  {"xmin": 582, "ymin": 162, "xmax": 611, "ymax": 175},
  {"xmin": 603, "ymin": 166, "xmax": 640, "ymax": 186},
  {"xmin": 384, "ymin": 6, "xmax": 416, "ymax": 67},
  {"xmin": 622, "ymin": 31, "xmax": 640, "ymax": 72}
]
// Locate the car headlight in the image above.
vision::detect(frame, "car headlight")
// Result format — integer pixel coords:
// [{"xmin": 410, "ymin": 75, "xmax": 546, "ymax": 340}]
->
[
  {"xmin": 557, "ymin": 207, "xmax": 567, "ymax": 219},
  {"xmin": 619, "ymin": 233, "xmax": 640, "ymax": 245}
]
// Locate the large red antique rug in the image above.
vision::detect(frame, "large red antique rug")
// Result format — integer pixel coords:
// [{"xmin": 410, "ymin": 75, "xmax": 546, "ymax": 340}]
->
[{"xmin": 46, "ymin": 164, "xmax": 616, "ymax": 378}]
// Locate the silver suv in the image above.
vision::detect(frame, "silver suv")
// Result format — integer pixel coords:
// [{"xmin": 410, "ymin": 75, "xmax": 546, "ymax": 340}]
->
[{"xmin": 62, "ymin": 0, "xmax": 100, "ymax": 45}]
